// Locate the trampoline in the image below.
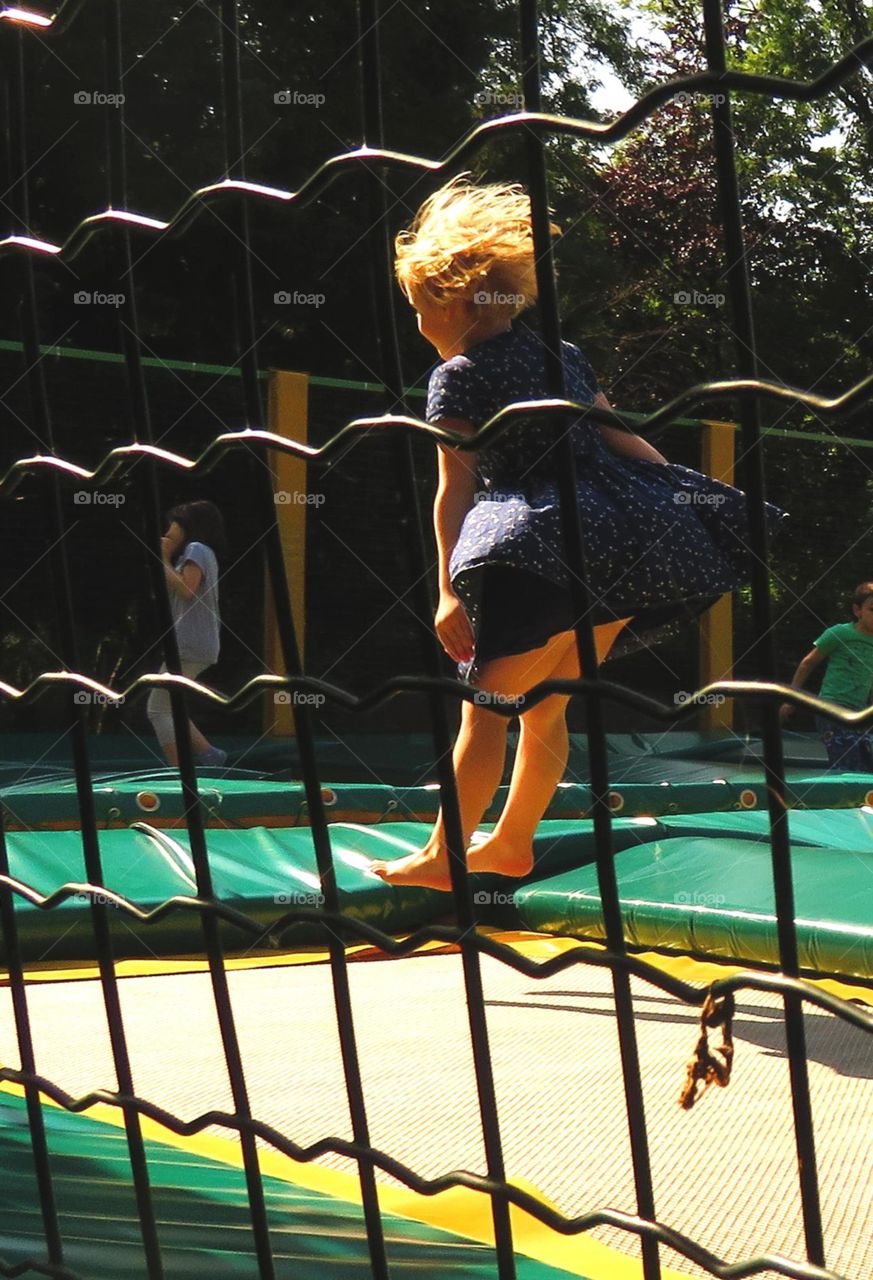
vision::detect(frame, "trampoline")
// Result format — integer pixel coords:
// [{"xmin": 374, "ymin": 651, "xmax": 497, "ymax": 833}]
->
[
  {"xmin": 2, "ymin": 735, "xmax": 873, "ymax": 1279},
  {"xmin": 2, "ymin": 949, "xmax": 872, "ymax": 1280}
]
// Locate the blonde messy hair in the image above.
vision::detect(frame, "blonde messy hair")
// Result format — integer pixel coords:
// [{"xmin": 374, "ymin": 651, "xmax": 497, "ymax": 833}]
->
[{"xmin": 395, "ymin": 174, "xmax": 558, "ymax": 323}]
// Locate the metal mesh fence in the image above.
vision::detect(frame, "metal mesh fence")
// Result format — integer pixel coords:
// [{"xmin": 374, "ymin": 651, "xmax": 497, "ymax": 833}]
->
[{"xmin": 1, "ymin": 2, "xmax": 872, "ymax": 1278}]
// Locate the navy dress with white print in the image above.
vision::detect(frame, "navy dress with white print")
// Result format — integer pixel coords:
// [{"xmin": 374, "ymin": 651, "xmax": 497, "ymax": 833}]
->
[{"xmin": 426, "ymin": 322, "xmax": 788, "ymax": 680}]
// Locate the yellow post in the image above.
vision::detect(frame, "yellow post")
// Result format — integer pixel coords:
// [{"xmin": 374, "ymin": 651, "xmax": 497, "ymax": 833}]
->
[
  {"xmin": 699, "ymin": 419, "xmax": 737, "ymax": 732},
  {"xmin": 265, "ymin": 369, "xmax": 310, "ymax": 737}
]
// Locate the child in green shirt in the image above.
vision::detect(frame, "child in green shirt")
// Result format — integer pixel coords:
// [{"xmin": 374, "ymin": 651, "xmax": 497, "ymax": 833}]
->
[{"xmin": 781, "ymin": 581, "xmax": 873, "ymax": 772}]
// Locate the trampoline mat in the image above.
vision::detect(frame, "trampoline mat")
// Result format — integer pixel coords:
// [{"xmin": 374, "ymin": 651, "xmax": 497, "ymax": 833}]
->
[{"xmin": 1, "ymin": 951, "xmax": 871, "ymax": 1280}]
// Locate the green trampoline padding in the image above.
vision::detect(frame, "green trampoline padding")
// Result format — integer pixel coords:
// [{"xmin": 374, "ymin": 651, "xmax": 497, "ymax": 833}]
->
[
  {"xmin": 0, "ymin": 1093, "xmax": 586, "ymax": 1280},
  {"xmin": 1, "ymin": 823, "xmax": 448, "ymax": 962},
  {"xmin": 4, "ymin": 771, "xmax": 873, "ymax": 831},
  {"xmin": 657, "ymin": 807, "xmax": 873, "ymax": 849},
  {"xmin": 0, "ymin": 819, "xmax": 670, "ymax": 964},
  {"xmin": 0, "ymin": 728, "xmax": 794, "ymax": 777},
  {"xmin": 0, "ymin": 776, "xmax": 397, "ymax": 830},
  {"xmin": 3, "ymin": 812, "xmax": 873, "ymax": 976},
  {"xmin": 513, "ymin": 836, "xmax": 873, "ymax": 980}
]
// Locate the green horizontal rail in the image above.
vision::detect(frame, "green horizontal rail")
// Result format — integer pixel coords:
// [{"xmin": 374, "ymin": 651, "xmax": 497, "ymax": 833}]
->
[{"xmin": 0, "ymin": 337, "xmax": 865, "ymax": 445}]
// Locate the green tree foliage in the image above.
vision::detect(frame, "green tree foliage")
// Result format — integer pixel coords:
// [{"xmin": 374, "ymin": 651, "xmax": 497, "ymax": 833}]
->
[{"xmin": 581, "ymin": 0, "xmax": 873, "ymax": 678}]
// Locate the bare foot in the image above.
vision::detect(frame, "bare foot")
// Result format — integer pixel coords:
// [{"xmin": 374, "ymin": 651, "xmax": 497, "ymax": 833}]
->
[
  {"xmin": 369, "ymin": 846, "xmax": 453, "ymax": 891},
  {"xmin": 465, "ymin": 833, "xmax": 534, "ymax": 879},
  {"xmin": 369, "ymin": 833, "xmax": 535, "ymax": 889}
]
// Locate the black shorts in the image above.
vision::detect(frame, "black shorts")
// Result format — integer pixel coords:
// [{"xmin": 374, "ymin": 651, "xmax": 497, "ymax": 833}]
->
[
  {"xmin": 466, "ymin": 564, "xmax": 721, "ymax": 668},
  {"xmin": 473, "ymin": 565, "xmax": 595, "ymax": 663}
]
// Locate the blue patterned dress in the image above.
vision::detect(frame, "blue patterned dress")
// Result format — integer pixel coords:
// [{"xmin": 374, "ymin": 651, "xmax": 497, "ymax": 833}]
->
[{"xmin": 426, "ymin": 322, "xmax": 788, "ymax": 680}]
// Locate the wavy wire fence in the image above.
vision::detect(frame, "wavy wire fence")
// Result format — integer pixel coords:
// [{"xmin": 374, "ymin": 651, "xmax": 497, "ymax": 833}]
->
[{"xmin": 0, "ymin": 1, "xmax": 872, "ymax": 1278}]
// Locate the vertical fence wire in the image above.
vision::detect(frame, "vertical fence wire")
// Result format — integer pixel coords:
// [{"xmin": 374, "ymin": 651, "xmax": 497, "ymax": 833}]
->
[
  {"xmin": 518, "ymin": 3, "xmax": 661, "ymax": 1275},
  {"xmin": 0, "ymin": 24, "xmax": 63, "ymax": 1271},
  {"xmin": 356, "ymin": 1, "xmax": 519, "ymax": 1273},
  {"xmin": 214, "ymin": 1, "xmax": 393, "ymax": 1272},
  {"xmin": 101, "ymin": 2, "xmax": 277, "ymax": 1273},
  {"xmin": 701, "ymin": 0, "xmax": 825, "ymax": 1264},
  {"xmin": 0, "ymin": 807, "xmax": 63, "ymax": 1266},
  {"xmin": 5, "ymin": 16, "xmax": 165, "ymax": 1278}
]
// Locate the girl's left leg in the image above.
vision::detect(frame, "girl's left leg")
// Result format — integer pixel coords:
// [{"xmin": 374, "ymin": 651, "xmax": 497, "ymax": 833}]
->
[
  {"xmin": 148, "ymin": 660, "xmax": 217, "ymax": 766},
  {"xmin": 162, "ymin": 720, "xmax": 211, "ymax": 767},
  {"xmin": 370, "ymin": 628, "xmax": 577, "ymax": 890}
]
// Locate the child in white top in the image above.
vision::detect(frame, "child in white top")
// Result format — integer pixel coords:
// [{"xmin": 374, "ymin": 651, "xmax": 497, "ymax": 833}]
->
[{"xmin": 147, "ymin": 500, "xmax": 227, "ymax": 768}]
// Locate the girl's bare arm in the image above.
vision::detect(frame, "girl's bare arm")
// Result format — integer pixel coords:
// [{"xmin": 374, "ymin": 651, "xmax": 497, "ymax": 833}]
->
[
  {"xmin": 433, "ymin": 419, "xmax": 479, "ymax": 663},
  {"xmin": 434, "ymin": 419, "xmax": 478, "ymax": 595},
  {"xmin": 594, "ymin": 391, "xmax": 668, "ymax": 464},
  {"xmin": 162, "ymin": 554, "xmax": 203, "ymax": 602},
  {"xmin": 787, "ymin": 646, "xmax": 826, "ymax": 691}
]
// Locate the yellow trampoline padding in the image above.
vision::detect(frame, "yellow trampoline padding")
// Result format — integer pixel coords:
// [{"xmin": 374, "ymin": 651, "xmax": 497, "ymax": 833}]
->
[
  {"xmin": 477, "ymin": 929, "xmax": 873, "ymax": 1008},
  {"xmin": 1, "ymin": 941, "xmax": 381, "ymax": 984},
  {"xmin": 0, "ymin": 1079, "xmax": 692, "ymax": 1280},
  {"xmin": 5, "ymin": 926, "xmax": 872, "ymax": 1007}
]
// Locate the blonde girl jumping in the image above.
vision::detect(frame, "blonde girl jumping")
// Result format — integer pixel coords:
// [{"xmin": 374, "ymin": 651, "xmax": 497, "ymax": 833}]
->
[{"xmin": 371, "ymin": 175, "xmax": 786, "ymax": 890}]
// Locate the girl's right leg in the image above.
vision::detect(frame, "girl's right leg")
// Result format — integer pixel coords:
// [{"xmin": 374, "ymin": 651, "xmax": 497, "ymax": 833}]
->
[
  {"xmin": 369, "ymin": 699, "xmax": 510, "ymax": 889},
  {"xmin": 146, "ymin": 666, "xmax": 174, "ymax": 763}
]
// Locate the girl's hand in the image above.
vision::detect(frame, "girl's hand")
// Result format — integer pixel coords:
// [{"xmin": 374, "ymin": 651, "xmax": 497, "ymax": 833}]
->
[
  {"xmin": 160, "ymin": 536, "xmax": 173, "ymax": 562},
  {"xmin": 594, "ymin": 393, "xmax": 668, "ymax": 464},
  {"xmin": 435, "ymin": 590, "xmax": 474, "ymax": 664},
  {"xmin": 779, "ymin": 702, "xmax": 795, "ymax": 724}
]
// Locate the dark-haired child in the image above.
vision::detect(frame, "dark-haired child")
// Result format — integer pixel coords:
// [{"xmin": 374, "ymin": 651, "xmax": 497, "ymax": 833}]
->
[{"xmin": 147, "ymin": 500, "xmax": 227, "ymax": 767}]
